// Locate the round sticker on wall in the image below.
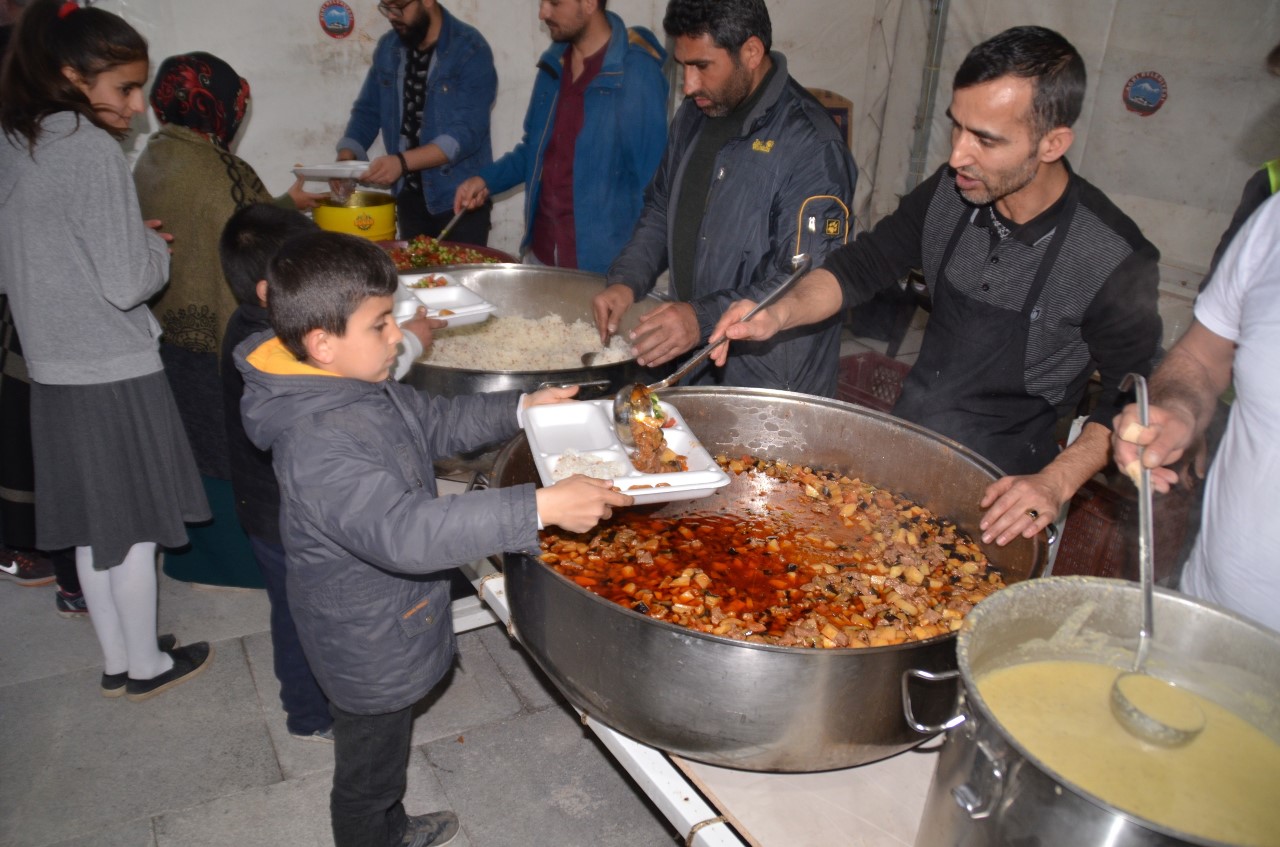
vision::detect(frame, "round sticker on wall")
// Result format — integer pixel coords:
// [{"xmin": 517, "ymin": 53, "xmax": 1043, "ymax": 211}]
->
[
  {"xmin": 1122, "ymin": 71, "xmax": 1167, "ymax": 116},
  {"xmin": 319, "ymin": 0, "xmax": 355, "ymax": 39}
]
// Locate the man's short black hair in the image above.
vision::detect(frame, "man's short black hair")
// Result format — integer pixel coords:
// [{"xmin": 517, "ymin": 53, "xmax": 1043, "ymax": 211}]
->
[
  {"xmin": 663, "ymin": 0, "xmax": 771, "ymax": 54},
  {"xmin": 219, "ymin": 204, "xmax": 318, "ymax": 307},
  {"xmin": 954, "ymin": 25, "xmax": 1085, "ymax": 137},
  {"xmin": 267, "ymin": 231, "xmax": 399, "ymax": 361}
]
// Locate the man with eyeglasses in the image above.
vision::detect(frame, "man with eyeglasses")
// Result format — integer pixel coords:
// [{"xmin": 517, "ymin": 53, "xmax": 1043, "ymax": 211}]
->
[
  {"xmin": 336, "ymin": 0, "xmax": 496, "ymax": 246},
  {"xmin": 452, "ymin": 0, "xmax": 668, "ymax": 274}
]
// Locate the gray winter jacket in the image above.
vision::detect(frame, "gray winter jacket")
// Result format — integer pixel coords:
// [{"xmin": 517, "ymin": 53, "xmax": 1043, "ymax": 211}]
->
[
  {"xmin": 236, "ymin": 331, "xmax": 540, "ymax": 713},
  {"xmin": 0, "ymin": 112, "xmax": 170, "ymax": 385},
  {"xmin": 607, "ymin": 53, "xmax": 858, "ymax": 397}
]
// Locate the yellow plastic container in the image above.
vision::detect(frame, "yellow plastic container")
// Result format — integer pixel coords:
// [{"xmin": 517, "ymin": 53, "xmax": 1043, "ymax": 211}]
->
[{"xmin": 313, "ymin": 190, "xmax": 396, "ymax": 242}]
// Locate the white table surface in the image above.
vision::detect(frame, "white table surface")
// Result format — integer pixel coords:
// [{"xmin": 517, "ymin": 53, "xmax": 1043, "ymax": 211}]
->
[{"xmin": 477, "ymin": 573, "xmax": 939, "ymax": 847}]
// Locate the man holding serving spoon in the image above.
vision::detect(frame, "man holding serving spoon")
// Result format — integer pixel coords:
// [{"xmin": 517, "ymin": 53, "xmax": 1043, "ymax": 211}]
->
[
  {"xmin": 592, "ymin": 0, "xmax": 857, "ymax": 397},
  {"xmin": 707, "ymin": 26, "xmax": 1163, "ymax": 548}
]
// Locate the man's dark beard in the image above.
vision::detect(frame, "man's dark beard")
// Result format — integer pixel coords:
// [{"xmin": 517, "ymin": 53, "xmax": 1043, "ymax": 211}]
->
[{"xmin": 396, "ymin": 16, "xmax": 430, "ymax": 48}]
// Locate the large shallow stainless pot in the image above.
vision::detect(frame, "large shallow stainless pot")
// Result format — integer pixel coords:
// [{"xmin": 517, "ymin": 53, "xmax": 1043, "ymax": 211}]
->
[
  {"xmin": 490, "ymin": 386, "xmax": 1047, "ymax": 772},
  {"xmin": 404, "ymin": 264, "xmax": 662, "ymax": 398},
  {"xmin": 911, "ymin": 576, "xmax": 1280, "ymax": 846}
]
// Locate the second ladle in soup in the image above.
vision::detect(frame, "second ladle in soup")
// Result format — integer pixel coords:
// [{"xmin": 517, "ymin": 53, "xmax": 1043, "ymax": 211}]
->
[{"xmin": 608, "ymin": 253, "xmax": 812, "ymax": 448}]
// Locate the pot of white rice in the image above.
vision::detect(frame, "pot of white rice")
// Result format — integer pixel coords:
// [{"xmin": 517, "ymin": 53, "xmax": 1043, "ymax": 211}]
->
[{"xmin": 406, "ymin": 264, "xmax": 664, "ymax": 398}]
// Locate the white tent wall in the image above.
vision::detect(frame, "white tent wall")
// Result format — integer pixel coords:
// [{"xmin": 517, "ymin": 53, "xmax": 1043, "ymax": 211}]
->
[{"xmin": 97, "ymin": 0, "xmax": 1277, "ymax": 338}]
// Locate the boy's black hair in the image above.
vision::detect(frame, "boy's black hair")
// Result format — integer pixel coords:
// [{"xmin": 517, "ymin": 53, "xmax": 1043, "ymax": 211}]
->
[
  {"xmin": 220, "ymin": 204, "xmax": 320, "ymax": 308},
  {"xmin": 267, "ymin": 231, "xmax": 399, "ymax": 361},
  {"xmin": 954, "ymin": 26, "xmax": 1086, "ymax": 138},
  {"xmin": 663, "ymin": 0, "xmax": 771, "ymax": 54},
  {"xmin": 219, "ymin": 204, "xmax": 318, "ymax": 307}
]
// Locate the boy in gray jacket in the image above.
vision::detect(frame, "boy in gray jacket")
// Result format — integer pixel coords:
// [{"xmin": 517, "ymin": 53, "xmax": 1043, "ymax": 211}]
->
[{"xmin": 235, "ymin": 231, "xmax": 630, "ymax": 847}]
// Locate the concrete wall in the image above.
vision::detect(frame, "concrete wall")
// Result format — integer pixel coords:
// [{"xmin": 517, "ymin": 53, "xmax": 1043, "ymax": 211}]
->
[{"xmin": 104, "ymin": 0, "xmax": 1280, "ymax": 339}]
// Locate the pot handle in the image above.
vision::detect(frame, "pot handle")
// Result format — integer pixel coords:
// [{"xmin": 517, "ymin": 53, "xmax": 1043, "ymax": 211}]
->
[
  {"xmin": 952, "ymin": 738, "xmax": 1007, "ymax": 820},
  {"xmin": 901, "ymin": 668, "xmax": 966, "ymax": 734}
]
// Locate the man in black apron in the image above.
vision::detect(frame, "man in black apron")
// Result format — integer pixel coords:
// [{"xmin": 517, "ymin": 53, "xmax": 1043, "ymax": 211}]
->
[{"xmin": 709, "ymin": 25, "xmax": 1163, "ymax": 548}]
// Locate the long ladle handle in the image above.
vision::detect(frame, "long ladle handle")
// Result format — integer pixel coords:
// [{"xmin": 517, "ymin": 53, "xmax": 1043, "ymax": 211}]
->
[
  {"xmin": 1121, "ymin": 372, "xmax": 1154, "ymax": 671},
  {"xmin": 648, "ymin": 253, "xmax": 813, "ymax": 391},
  {"xmin": 437, "ymin": 208, "xmax": 467, "ymax": 243}
]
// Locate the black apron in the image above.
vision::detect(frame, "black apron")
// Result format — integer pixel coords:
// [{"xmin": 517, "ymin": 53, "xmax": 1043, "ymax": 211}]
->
[{"xmin": 893, "ymin": 187, "xmax": 1078, "ymax": 476}]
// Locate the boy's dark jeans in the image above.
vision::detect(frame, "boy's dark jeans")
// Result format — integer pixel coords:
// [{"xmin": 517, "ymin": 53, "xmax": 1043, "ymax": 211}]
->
[
  {"xmin": 330, "ymin": 702, "xmax": 414, "ymax": 847},
  {"xmin": 249, "ymin": 537, "xmax": 331, "ymax": 735}
]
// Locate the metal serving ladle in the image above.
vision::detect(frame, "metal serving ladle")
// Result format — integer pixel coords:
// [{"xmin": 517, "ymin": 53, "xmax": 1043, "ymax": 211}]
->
[
  {"xmin": 606, "ymin": 253, "xmax": 812, "ymax": 447},
  {"xmin": 1109, "ymin": 372, "xmax": 1206, "ymax": 747}
]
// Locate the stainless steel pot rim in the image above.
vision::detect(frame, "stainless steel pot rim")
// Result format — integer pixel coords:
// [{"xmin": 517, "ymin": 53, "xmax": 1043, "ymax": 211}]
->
[{"xmin": 952, "ymin": 575, "xmax": 1277, "ymax": 846}]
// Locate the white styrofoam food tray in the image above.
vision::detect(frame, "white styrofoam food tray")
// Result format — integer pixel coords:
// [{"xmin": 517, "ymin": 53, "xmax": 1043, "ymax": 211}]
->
[
  {"xmin": 400, "ymin": 282, "xmax": 495, "ymax": 327},
  {"xmin": 292, "ymin": 161, "xmax": 370, "ymax": 180},
  {"xmin": 523, "ymin": 398, "xmax": 731, "ymax": 505},
  {"xmin": 400, "ymin": 271, "xmax": 457, "ymax": 289}
]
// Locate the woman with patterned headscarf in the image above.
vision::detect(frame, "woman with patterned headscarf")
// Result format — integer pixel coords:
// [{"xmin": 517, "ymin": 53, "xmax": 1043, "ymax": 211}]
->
[{"xmin": 134, "ymin": 52, "xmax": 323, "ymax": 587}]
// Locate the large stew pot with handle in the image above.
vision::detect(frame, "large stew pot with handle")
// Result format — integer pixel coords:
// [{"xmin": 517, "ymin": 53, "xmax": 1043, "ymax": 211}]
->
[
  {"xmin": 489, "ymin": 386, "xmax": 1047, "ymax": 772},
  {"xmin": 908, "ymin": 575, "xmax": 1280, "ymax": 846},
  {"xmin": 404, "ymin": 264, "xmax": 663, "ymax": 398}
]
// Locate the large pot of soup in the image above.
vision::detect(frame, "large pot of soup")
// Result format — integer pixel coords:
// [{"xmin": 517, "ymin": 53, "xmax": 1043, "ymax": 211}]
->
[
  {"xmin": 404, "ymin": 264, "xmax": 663, "ymax": 398},
  {"xmin": 490, "ymin": 387, "xmax": 1047, "ymax": 771},
  {"xmin": 910, "ymin": 576, "xmax": 1280, "ymax": 846}
]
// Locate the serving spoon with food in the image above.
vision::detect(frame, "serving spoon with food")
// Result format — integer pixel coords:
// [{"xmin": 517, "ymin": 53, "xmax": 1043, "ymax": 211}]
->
[
  {"xmin": 605, "ymin": 253, "xmax": 812, "ymax": 447},
  {"xmin": 1109, "ymin": 372, "xmax": 1206, "ymax": 747}
]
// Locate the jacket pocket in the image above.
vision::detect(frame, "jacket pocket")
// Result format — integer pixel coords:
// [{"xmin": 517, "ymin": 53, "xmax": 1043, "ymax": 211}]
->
[{"xmin": 397, "ymin": 590, "xmax": 440, "ymax": 639}]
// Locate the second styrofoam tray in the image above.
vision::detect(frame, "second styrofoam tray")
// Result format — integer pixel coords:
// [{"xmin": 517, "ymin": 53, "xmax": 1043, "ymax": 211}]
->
[
  {"xmin": 405, "ymin": 284, "xmax": 495, "ymax": 327},
  {"xmin": 522, "ymin": 398, "xmax": 731, "ymax": 505}
]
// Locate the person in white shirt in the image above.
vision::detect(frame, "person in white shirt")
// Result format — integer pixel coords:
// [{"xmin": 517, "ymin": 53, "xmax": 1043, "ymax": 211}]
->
[{"xmin": 1113, "ymin": 191, "xmax": 1280, "ymax": 633}]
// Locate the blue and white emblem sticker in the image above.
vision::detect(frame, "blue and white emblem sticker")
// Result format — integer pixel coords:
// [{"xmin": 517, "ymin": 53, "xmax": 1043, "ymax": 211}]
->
[
  {"xmin": 1122, "ymin": 72, "xmax": 1167, "ymax": 116},
  {"xmin": 319, "ymin": 0, "xmax": 355, "ymax": 39}
]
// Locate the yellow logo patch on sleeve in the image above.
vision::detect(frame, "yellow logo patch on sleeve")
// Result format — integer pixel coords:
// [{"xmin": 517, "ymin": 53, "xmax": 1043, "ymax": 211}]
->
[
  {"xmin": 825, "ymin": 219, "xmax": 841, "ymax": 236},
  {"xmin": 751, "ymin": 139, "xmax": 775, "ymax": 153}
]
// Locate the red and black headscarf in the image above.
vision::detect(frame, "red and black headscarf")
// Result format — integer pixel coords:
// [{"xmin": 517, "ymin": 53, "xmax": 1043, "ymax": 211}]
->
[{"xmin": 150, "ymin": 52, "xmax": 250, "ymax": 150}]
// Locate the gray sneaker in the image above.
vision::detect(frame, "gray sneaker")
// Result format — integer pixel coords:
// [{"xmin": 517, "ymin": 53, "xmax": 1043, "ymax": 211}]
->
[{"xmin": 402, "ymin": 811, "xmax": 459, "ymax": 847}]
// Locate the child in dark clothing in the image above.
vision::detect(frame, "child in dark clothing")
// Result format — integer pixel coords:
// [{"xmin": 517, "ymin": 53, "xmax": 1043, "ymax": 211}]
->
[
  {"xmin": 218, "ymin": 205, "xmax": 332, "ymax": 739},
  {"xmin": 234, "ymin": 230, "xmax": 630, "ymax": 847},
  {"xmin": 219, "ymin": 205, "xmax": 442, "ymax": 742}
]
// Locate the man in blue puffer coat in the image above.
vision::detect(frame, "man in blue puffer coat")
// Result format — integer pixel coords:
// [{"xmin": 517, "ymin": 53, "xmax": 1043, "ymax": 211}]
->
[{"xmin": 453, "ymin": 0, "xmax": 668, "ymax": 274}]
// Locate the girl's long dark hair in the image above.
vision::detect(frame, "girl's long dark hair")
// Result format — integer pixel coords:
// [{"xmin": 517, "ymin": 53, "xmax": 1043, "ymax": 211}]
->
[{"xmin": 0, "ymin": 0, "xmax": 149, "ymax": 150}]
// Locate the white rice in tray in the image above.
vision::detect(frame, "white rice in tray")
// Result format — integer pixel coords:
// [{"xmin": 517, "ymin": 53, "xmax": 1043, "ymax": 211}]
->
[
  {"xmin": 552, "ymin": 450, "xmax": 630, "ymax": 481},
  {"xmin": 421, "ymin": 314, "xmax": 631, "ymax": 371}
]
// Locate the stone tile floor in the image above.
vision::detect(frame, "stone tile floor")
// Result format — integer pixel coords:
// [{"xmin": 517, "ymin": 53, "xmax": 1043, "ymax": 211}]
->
[{"xmin": 0, "ymin": 572, "xmax": 679, "ymax": 847}]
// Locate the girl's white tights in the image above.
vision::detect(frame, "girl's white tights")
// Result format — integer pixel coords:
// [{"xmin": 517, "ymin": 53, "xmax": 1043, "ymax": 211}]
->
[{"xmin": 76, "ymin": 543, "xmax": 174, "ymax": 680}]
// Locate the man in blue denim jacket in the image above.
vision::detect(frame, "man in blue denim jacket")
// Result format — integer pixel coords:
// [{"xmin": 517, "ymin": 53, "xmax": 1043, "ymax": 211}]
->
[
  {"xmin": 453, "ymin": 0, "xmax": 667, "ymax": 274},
  {"xmin": 337, "ymin": 0, "xmax": 496, "ymax": 246}
]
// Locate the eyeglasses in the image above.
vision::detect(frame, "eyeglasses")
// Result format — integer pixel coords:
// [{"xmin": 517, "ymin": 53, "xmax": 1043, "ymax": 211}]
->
[{"xmin": 377, "ymin": 0, "xmax": 418, "ymax": 18}]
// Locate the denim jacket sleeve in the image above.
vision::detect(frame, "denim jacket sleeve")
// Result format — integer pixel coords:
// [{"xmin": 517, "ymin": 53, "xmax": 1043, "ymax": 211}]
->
[
  {"xmin": 426, "ymin": 24, "xmax": 496, "ymax": 163},
  {"xmin": 479, "ymin": 63, "xmax": 555, "ymax": 195},
  {"xmin": 337, "ymin": 35, "xmax": 396, "ymax": 159}
]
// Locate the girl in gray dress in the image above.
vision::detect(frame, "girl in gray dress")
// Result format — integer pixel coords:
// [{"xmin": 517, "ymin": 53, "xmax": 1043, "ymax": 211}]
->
[{"xmin": 0, "ymin": 0, "xmax": 213, "ymax": 700}]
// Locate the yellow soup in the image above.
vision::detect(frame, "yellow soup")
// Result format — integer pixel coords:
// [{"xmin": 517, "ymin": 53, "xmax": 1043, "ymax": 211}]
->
[{"xmin": 978, "ymin": 660, "xmax": 1280, "ymax": 846}]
